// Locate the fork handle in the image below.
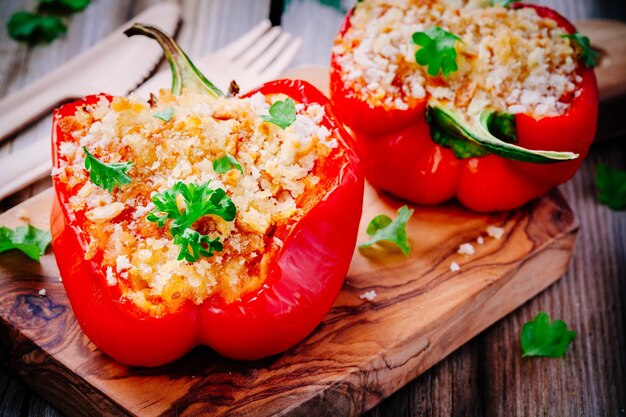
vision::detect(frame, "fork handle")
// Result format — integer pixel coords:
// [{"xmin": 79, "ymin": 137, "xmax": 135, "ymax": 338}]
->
[
  {"xmin": 0, "ymin": 79, "xmax": 75, "ymax": 142},
  {"xmin": 0, "ymin": 139, "xmax": 51, "ymax": 200}
]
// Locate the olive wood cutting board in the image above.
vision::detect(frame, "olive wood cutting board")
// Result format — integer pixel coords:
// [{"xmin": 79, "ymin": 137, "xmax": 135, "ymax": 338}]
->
[
  {"xmin": 5, "ymin": 20, "xmax": 624, "ymax": 414},
  {"xmin": 0, "ymin": 183, "xmax": 577, "ymax": 416}
]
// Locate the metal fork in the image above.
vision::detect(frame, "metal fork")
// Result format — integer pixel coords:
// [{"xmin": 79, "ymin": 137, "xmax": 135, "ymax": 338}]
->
[{"xmin": 0, "ymin": 21, "xmax": 302, "ymax": 200}]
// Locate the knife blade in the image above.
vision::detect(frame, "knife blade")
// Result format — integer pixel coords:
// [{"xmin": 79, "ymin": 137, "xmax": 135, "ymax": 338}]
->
[{"xmin": 0, "ymin": 2, "xmax": 181, "ymax": 142}]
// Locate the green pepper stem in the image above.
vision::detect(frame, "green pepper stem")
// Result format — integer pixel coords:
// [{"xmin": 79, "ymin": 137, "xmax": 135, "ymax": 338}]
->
[
  {"xmin": 429, "ymin": 105, "xmax": 579, "ymax": 163},
  {"xmin": 125, "ymin": 23, "xmax": 223, "ymax": 98}
]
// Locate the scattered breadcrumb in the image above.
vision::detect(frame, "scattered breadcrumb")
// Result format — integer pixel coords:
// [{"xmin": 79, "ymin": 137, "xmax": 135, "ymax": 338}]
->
[
  {"xmin": 58, "ymin": 277, "xmax": 63, "ymax": 282},
  {"xmin": 38, "ymin": 289, "xmax": 47, "ymax": 296},
  {"xmin": 476, "ymin": 236, "xmax": 484, "ymax": 245},
  {"xmin": 458, "ymin": 243, "xmax": 475, "ymax": 255},
  {"xmin": 450, "ymin": 261, "xmax": 460, "ymax": 272},
  {"xmin": 486, "ymin": 226, "xmax": 505, "ymax": 240},
  {"xmin": 16, "ymin": 208, "xmax": 30, "ymax": 221},
  {"xmin": 360, "ymin": 290, "xmax": 378, "ymax": 301}
]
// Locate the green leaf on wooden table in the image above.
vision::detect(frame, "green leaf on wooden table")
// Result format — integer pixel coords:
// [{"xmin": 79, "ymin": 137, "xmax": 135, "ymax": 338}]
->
[
  {"xmin": 83, "ymin": 147, "xmax": 133, "ymax": 193},
  {"xmin": 261, "ymin": 98, "xmax": 297, "ymax": 130},
  {"xmin": 562, "ymin": 32, "xmax": 599, "ymax": 69},
  {"xmin": 359, "ymin": 205, "xmax": 414, "ymax": 256},
  {"xmin": 595, "ymin": 163, "xmax": 626, "ymax": 210},
  {"xmin": 39, "ymin": 0, "xmax": 91, "ymax": 12},
  {"xmin": 0, "ymin": 224, "xmax": 51, "ymax": 262},
  {"xmin": 412, "ymin": 27, "xmax": 462, "ymax": 77},
  {"xmin": 520, "ymin": 311, "xmax": 576, "ymax": 357},
  {"xmin": 213, "ymin": 153, "xmax": 243, "ymax": 174},
  {"xmin": 6, "ymin": 11, "xmax": 66, "ymax": 44},
  {"xmin": 153, "ymin": 107, "xmax": 174, "ymax": 122}
]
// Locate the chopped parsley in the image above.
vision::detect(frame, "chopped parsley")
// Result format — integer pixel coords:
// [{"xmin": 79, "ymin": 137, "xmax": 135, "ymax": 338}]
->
[
  {"xmin": 153, "ymin": 108, "xmax": 174, "ymax": 122},
  {"xmin": 213, "ymin": 153, "xmax": 243, "ymax": 174},
  {"xmin": 596, "ymin": 163, "xmax": 626, "ymax": 210},
  {"xmin": 412, "ymin": 27, "xmax": 461, "ymax": 77},
  {"xmin": 359, "ymin": 205, "xmax": 414, "ymax": 256},
  {"xmin": 0, "ymin": 224, "xmax": 51, "ymax": 262},
  {"xmin": 147, "ymin": 181, "xmax": 236, "ymax": 262},
  {"xmin": 83, "ymin": 147, "xmax": 133, "ymax": 193},
  {"xmin": 562, "ymin": 32, "xmax": 599, "ymax": 69},
  {"xmin": 261, "ymin": 98, "xmax": 297, "ymax": 129},
  {"xmin": 521, "ymin": 311, "xmax": 576, "ymax": 358}
]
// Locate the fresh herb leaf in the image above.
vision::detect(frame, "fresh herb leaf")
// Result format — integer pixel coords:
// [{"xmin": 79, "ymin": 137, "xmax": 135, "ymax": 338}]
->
[
  {"xmin": 83, "ymin": 147, "xmax": 133, "ymax": 193},
  {"xmin": 521, "ymin": 311, "xmax": 576, "ymax": 357},
  {"xmin": 213, "ymin": 153, "xmax": 243, "ymax": 174},
  {"xmin": 174, "ymin": 228, "xmax": 223, "ymax": 262},
  {"xmin": 261, "ymin": 98, "xmax": 297, "ymax": 129},
  {"xmin": 147, "ymin": 181, "xmax": 236, "ymax": 262},
  {"xmin": 596, "ymin": 163, "xmax": 626, "ymax": 210},
  {"xmin": 6, "ymin": 11, "xmax": 66, "ymax": 44},
  {"xmin": 412, "ymin": 27, "xmax": 461, "ymax": 77},
  {"xmin": 562, "ymin": 32, "xmax": 599, "ymax": 69},
  {"xmin": 490, "ymin": 0, "xmax": 516, "ymax": 7},
  {"xmin": 359, "ymin": 205, "xmax": 414, "ymax": 256},
  {"xmin": 153, "ymin": 108, "xmax": 174, "ymax": 122},
  {"xmin": 0, "ymin": 224, "xmax": 51, "ymax": 261},
  {"xmin": 39, "ymin": 0, "xmax": 91, "ymax": 12}
]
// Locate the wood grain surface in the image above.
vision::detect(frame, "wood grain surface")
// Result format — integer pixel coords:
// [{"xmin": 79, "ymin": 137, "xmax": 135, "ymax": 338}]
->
[
  {"xmin": 0, "ymin": 1, "xmax": 625, "ymax": 416},
  {"xmin": 0, "ymin": 182, "xmax": 578, "ymax": 416}
]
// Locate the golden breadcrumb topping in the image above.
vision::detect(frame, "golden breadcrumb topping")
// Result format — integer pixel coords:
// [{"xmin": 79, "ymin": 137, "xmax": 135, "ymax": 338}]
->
[
  {"xmin": 53, "ymin": 90, "xmax": 337, "ymax": 316},
  {"xmin": 333, "ymin": 0, "xmax": 581, "ymax": 117}
]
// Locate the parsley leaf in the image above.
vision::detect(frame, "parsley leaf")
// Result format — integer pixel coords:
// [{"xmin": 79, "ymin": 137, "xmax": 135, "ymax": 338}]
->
[
  {"xmin": 359, "ymin": 205, "xmax": 414, "ymax": 256},
  {"xmin": 521, "ymin": 312, "xmax": 576, "ymax": 357},
  {"xmin": 174, "ymin": 228, "xmax": 223, "ymax": 262},
  {"xmin": 490, "ymin": 0, "xmax": 516, "ymax": 7},
  {"xmin": 6, "ymin": 12, "xmax": 66, "ymax": 44},
  {"xmin": 153, "ymin": 108, "xmax": 174, "ymax": 122},
  {"xmin": 261, "ymin": 98, "xmax": 297, "ymax": 129},
  {"xmin": 213, "ymin": 153, "xmax": 243, "ymax": 174},
  {"xmin": 147, "ymin": 181, "xmax": 236, "ymax": 262},
  {"xmin": 596, "ymin": 163, "xmax": 626, "ymax": 210},
  {"xmin": 412, "ymin": 27, "xmax": 461, "ymax": 77},
  {"xmin": 39, "ymin": 0, "xmax": 91, "ymax": 12},
  {"xmin": 562, "ymin": 32, "xmax": 599, "ymax": 69},
  {"xmin": 83, "ymin": 147, "xmax": 133, "ymax": 193},
  {"xmin": 0, "ymin": 224, "xmax": 51, "ymax": 261}
]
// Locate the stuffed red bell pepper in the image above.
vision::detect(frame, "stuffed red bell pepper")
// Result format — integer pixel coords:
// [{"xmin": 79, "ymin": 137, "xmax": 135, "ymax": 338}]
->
[
  {"xmin": 50, "ymin": 24, "xmax": 363, "ymax": 366},
  {"xmin": 330, "ymin": 0, "xmax": 598, "ymax": 212}
]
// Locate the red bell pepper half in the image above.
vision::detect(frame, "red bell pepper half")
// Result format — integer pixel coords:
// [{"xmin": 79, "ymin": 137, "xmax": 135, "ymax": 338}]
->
[
  {"xmin": 50, "ymin": 24, "xmax": 363, "ymax": 366},
  {"xmin": 330, "ymin": 3, "xmax": 599, "ymax": 212}
]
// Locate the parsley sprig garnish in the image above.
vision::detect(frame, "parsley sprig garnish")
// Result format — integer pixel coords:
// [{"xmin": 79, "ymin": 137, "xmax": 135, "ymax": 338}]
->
[
  {"xmin": 261, "ymin": 98, "xmax": 297, "ymax": 129},
  {"xmin": 83, "ymin": 147, "xmax": 133, "ymax": 193},
  {"xmin": 562, "ymin": 32, "xmax": 599, "ymax": 68},
  {"xmin": 596, "ymin": 163, "xmax": 626, "ymax": 210},
  {"xmin": 6, "ymin": 12, "xmax": 66, "ymax": 44},
  {"xmin": 521, "ymin": 312, "xmax": 576, "ymax": 357},
  {"xmin": 0, "ymin": 224, "xmax": 51, "ymax": 262},
  {"xmin": 147, "ymin": 181, "xmax": 236, "ymax": 262},
  {"xmin": 412, "ymin": 27, "xmax": 461, "ymax": 77},
  {"xmin": 213, "ymin": 153, "xmax": 243, "ymax": 174},
  {"xmin": 359, "ymin": 205, "xmax": 414, "ymax": 256}
]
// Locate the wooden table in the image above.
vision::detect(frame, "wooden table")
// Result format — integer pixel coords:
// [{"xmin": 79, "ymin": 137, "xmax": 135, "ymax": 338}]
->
[{"xmin": 0, "ymin": 0, "xmax": 624, "ymax": 415}]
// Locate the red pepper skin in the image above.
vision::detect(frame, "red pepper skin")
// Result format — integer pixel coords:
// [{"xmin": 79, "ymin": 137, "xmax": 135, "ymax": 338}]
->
[
  {"xmin": 51, "ymin": 80, "xmax": 364, "ymax": 366},
  {"xmin": 330, "ymin": 4, "xmax": 598, "ymax": 212}
]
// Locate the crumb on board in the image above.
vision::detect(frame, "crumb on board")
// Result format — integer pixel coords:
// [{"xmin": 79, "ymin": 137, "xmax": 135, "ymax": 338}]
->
[
  {"xmin": 486, "ymin": 226, "xmax": 505, "ymax": 240},
  {"xmin": 16, "ymin": 208, "xmax": 30, "ymax": 221},
  {"xmin": 360, "ymin": 290, "xmax": 377, "ymax": 301},
  {"xmin": 458, "ymin": 243, "xmax": 475, "ymax": 256},
  {"xmin": 450, "ymin": 261, "xmax": 460, "ymax": 272},
  {"xmin": 476, "ymin": 236, "xmax": 484, "ymax": 245},
  {"xmin": 38, "ymin": 289, "xmax": 47, "ymax": 296}
]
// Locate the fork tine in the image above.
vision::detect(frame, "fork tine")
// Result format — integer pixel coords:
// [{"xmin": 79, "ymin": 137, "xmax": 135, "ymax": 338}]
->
[
  {"xmin": 215, "ymin": 20, "xmax": 272, "ymax": 59},
  {"xmin": 247, "ymin": 32, "xmax": 293, "ymax": 74},
  {"xmin": 237, "ymin": 26, "xmax": 282, "ymax": 66},
  {"xmin": 258, "ymin": 37, "xmax": 303, "ymax": 80}
]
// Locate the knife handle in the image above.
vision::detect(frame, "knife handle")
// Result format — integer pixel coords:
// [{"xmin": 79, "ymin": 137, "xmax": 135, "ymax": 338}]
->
[
  {"xmin": 0, "ymin": 78, "xmax": 78, "ymax": 142},
  {"xmin": 0, "ymin": 139, "xmax": 51, "ymax": 200}
]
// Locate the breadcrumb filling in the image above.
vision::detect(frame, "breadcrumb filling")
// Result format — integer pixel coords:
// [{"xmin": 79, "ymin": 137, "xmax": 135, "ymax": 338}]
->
[
  {"xmin": 333, "ymin": 0, "xmax": 581, "ymax": 117},
  {"xmin": 53, "ymin": 90, "xmax": 337, "ymax": 316}
]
